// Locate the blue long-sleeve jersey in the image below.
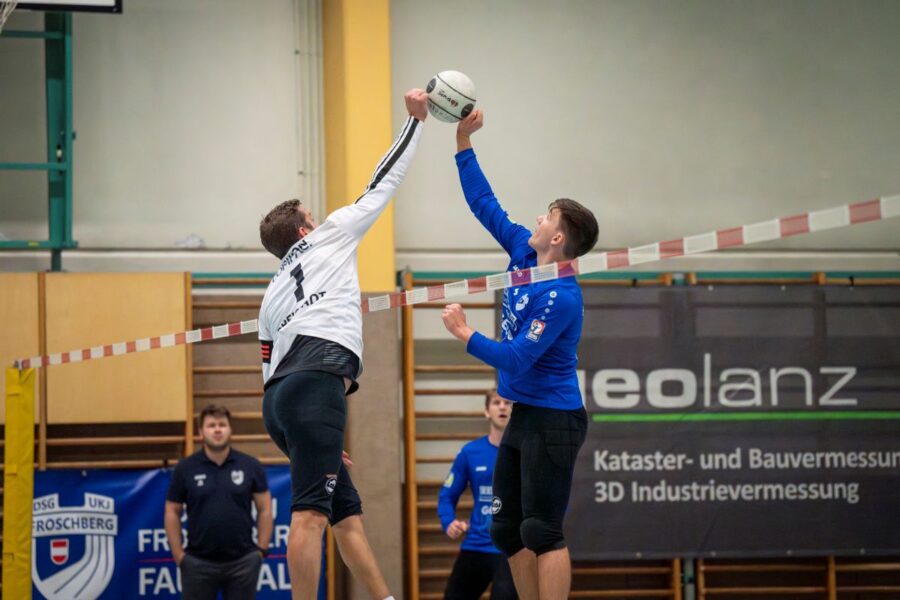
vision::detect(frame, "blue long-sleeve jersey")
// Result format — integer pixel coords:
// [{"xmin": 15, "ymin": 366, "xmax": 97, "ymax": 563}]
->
[
  {"xmin": 437, "ymin": 436, "xmax": 500, "ymax": 553},
  {"xmin": 456, "ymin": 148, "xmax": 584, "ymax": 411}
]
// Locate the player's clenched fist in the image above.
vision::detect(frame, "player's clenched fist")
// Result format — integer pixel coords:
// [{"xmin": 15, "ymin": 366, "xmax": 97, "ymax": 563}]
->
[
  {"xmin": 405, "ymin": 89, "xmax": 428, "ymax": 121},
  {"xmin": 442, "ymin": 304, "xmax": 474, "ymax": 343},
  {"xmin": 445, "ymin": 519, "xmax": 469, "ymax": 540}
]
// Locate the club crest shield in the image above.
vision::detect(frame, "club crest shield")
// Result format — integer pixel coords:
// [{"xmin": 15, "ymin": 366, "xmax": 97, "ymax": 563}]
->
[
  {"xmin": 231, "ymin": 469, "xmax": 245, "ymax": 485},
  {"xmin": 32, "ymin": 493, "xmax": 118, "ymax": 600},
  {"xmin": 50, "ymin": 539, "xmax": 68, "ymax": 565}
]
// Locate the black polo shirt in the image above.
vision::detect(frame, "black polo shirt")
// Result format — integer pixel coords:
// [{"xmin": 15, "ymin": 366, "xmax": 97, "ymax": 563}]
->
[{"xmin": 167, "ymin": 448, "xmax": 268, "ymax": 562}]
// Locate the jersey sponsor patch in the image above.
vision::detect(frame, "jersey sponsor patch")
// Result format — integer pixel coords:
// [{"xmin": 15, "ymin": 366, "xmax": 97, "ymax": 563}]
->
[
  {"xmin": 443, "ymin": 472, "xmax": 455, "ymax": 488},
  {"xmin": 260, "ymin": 340, "xmax": 273, "ymax": 364},
  {"xmin": 526, "ymin": 319, "xmax": 546, "ymax": 342},
  {"xmin": 478, "ymin": 485, "xmax": 493, "ymax": 503},
  {"xmin": 475, "ymin": 466, "xmax": 487, "ymax": 472}
]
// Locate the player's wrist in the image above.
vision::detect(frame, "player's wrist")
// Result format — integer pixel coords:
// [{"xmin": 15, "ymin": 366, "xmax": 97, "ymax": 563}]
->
[
  {"xmin": 256, "ymin": 545, "xmax": 270, "ymax": 557},
  {"xmin": 454, "ymin": 326, "xmax": 475, "ymax": 343},
  {"xmin": 456, "ymin": 133, "xmax": 472, "ymax": 153}
]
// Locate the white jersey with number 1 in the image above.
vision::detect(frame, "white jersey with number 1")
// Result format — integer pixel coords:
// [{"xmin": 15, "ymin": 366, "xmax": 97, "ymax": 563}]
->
[{"xmin": 258, "ymin": 116, "xmax": 423, "ymax": 384}]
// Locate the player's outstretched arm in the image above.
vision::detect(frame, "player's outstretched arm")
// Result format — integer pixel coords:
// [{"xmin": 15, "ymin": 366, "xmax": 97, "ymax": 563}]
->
[
  {"xmin": 456, "ymin": 109, "xmax": 483, "ymax": 153},
  {"xmin": 454, "ymin": 110, "xmax": 531, "ymax": 256},
  {"xmin": 443, "ymin": 290, "xmax": 577, "ymax": 373},
  {"xmin": 327, "ymin": 89, "xmax": 427, "ymax": 240}
]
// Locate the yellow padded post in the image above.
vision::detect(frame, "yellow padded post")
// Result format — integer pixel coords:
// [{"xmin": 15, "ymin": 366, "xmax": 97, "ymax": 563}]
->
[
  {"xmin": 323, "ymin": 0, "xmax": 396, "ymax": 292},
  {"xmin": 3, "ymin": 367, "xmax": 35, "ymax": 600}
]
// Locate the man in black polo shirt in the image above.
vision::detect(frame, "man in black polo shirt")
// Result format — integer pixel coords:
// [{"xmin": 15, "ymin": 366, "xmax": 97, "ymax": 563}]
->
[{"xmin": 165, "ymin": 405, "xmax": 273, "ymax": 600}]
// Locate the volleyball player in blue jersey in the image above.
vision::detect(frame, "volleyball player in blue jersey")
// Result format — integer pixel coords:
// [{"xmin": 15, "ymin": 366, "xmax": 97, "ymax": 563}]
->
[
  {"xmin": 439, "ymin": 390, "xmax": 516, "ymax": 600},
  {"xmin": 441, "ymin": 109, "xmax": 599, "ymax": 600}
]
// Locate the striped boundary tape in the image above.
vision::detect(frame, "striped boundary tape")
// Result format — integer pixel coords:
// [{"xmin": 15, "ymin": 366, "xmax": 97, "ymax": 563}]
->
[
  {"xmin": 362, "ymin": 195, "xmax": 898, "ymax": 312},
  {"xmin": 17, "ymin": 321, "xmax": 261, "ymax": 369},
  {"xmin": 15, "ymin": 195, "xmax": 900, "ymax": 369}
]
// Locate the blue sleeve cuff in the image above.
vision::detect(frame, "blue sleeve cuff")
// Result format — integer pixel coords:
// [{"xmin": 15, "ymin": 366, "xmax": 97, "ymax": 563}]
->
[
  {"xmin": 466, "ymin": 331, "xmax": 489, "ymax": 362},
  {"xmin": 455, "ymin": 148, "xmax": 475, "ymax": 164}
]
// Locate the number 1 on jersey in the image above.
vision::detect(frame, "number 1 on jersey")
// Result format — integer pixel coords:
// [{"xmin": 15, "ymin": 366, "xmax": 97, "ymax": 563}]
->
[{"xmin": 291, "ymin": 263, "xmax": 305, "ymax": 302}]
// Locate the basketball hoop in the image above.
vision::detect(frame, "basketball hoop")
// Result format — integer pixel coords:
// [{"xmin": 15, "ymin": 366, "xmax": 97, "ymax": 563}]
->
[{"xmin": 0, "ymin": 1, "xmax": 18, "ymax": 35}]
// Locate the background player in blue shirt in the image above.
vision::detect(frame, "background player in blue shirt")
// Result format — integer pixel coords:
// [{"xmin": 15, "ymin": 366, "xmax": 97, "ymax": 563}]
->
[
  {"xmin": 441, "ymin": 109, "xmax": 599, "ymax": 600},
  {"xmin": 438, "ymin": 389, "xmax": 517, "ymax": 600}
]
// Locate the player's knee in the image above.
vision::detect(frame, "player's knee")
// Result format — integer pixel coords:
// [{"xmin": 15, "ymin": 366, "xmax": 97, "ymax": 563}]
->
[
  {"xmin": 490, "ymin": 518, "xmax": 524, "ymax": 556},
  {"xmin": 291, "ymin": 508, "xmax": 328, "ymax": 533},
  {"xmin": 519, "ymin": 516, "xmax": 565, "ymax": 556}
]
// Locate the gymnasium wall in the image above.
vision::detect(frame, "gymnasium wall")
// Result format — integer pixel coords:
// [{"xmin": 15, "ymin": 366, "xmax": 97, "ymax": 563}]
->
[
  {"xmin": 0, "ymin": 272, "xmax": 190, "ymax": 424},
  {"xmin": 1, "ymin": 0, "xmax": 897, "ymax": 273},
  {"xmin": 0, "ymin": 273, "xmax": 40, "ymax": 423},
  {"xmin": 390, "ymin": 0, "xmax": 900, "ymax": 261},
  {"xmin": 0, "ymin": 0, "xmax": 321, "ymax": 249}
]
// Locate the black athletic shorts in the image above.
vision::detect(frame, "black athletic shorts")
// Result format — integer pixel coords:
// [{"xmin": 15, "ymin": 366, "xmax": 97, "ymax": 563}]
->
[
  {"xmin": 262, "ymin": 370, "xmax": 362, "ymax": 523},
  {"xmin": 491, "ymin": 402, "xmax": 587, "ymax": 556},
  {"xmin": 443, "ymin": 550, "xmax": 517, "ymax": 600}
]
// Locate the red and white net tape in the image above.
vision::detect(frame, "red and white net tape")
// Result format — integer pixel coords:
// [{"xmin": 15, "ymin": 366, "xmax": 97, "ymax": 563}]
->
[
  {"xmin": 361, "ymin": 195, "xmax": 898, "ymax": 312},
  {"xmin": 15, "ymin": 195, "xmax": 899, "ymax": 370},
  {"xmin": 17, "ymin": 321, "xmax": 261, "ymax": 370}
]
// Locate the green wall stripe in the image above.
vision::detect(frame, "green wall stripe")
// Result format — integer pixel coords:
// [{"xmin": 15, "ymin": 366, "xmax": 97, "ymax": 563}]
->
[{"xmin": 593, "ymin": 411, "xmax": 900, "ymax": 423}]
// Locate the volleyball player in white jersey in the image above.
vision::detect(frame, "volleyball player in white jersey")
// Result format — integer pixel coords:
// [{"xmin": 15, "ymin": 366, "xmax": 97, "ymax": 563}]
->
[{"xmin": 258, "ymin": 89, "xmax": 427, "ymax": 600}]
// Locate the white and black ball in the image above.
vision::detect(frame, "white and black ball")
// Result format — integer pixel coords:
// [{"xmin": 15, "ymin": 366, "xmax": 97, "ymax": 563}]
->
[{"xmin": 426, "ymin": 71, "xmax": 476, "ymax": 123}]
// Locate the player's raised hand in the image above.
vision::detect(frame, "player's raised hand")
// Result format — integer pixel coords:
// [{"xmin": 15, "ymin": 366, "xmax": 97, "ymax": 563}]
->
[
  {"xmin": 442, "ymin": 304, "xmax": 475, "ymax": 343},
  {"xmin": 445, "ymin": 519, "xmax": 469, "ymax": 540},
  {"xmin": 405, "ymin": 88, "xmax": 428, "ymax": 121},
  {"xmin": 457, "ymin": 109, "xmax": 483, "ymax": 138}
]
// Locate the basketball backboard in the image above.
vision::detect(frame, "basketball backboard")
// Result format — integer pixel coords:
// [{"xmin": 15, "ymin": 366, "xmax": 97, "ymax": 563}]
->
[{"xmin": 16, "ymin": 0, "xmax": 121, "ymax": 12}]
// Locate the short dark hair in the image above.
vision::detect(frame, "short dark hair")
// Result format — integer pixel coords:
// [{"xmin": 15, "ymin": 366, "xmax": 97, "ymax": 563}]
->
[
  {"xmin": 198, "ymin": 404, "xmax": 231, "ymax": 429},
  {"xmin": 259, "ymin": 199, "xmax": 311, "ymax": 259},
  {"xmin": 485, "ymin": 388, "xmax": 498, "ymax": 410},
  {"xmin": 549, "ymin": 198, "xmax": 599, "ymax": 259}
]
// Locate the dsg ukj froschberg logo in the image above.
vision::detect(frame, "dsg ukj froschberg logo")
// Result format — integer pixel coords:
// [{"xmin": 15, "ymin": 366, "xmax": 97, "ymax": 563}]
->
[{"xmin": 32, "ymin": 493, "xmax": 118, "ymax": 600}]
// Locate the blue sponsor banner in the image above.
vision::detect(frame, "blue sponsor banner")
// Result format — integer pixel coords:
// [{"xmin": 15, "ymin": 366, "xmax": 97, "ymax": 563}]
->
[{"xmin": 33, "ymin": 466, "xmax": 325, "ymax": 599}]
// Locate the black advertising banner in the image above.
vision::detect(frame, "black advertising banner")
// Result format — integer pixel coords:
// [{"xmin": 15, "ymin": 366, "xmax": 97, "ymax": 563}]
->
[{"xmin": 566, "ymin": 285, "xmax": 900, "ymax": 559}]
